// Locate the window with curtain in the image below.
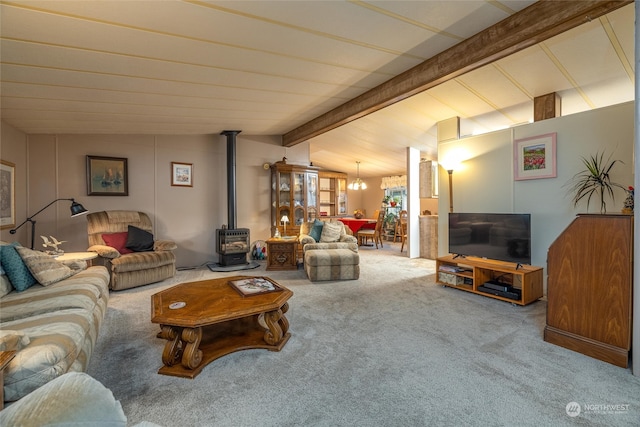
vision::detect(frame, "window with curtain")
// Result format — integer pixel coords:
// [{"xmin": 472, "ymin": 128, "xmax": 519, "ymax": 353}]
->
[{"xmin": 384, "ymin": 187, "xmax": 407, "ymax": 210}]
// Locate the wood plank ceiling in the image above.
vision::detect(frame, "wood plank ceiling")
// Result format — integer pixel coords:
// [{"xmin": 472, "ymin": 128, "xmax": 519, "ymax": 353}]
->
[{"xmin": 0, "ymin": 1, "xmax": 635, "ymax": 178}]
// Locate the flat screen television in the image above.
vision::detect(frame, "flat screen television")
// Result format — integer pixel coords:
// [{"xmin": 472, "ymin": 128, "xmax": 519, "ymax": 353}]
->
[{"xmin": 448, "ymin": 213, "xmax": 531, "ymax": 266}]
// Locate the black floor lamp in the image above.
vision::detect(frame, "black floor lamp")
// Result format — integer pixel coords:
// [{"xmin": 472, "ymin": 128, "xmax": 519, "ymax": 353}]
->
[{"xmin": 9, "ymin": 198, "xmax": 89, "ymax": 249}]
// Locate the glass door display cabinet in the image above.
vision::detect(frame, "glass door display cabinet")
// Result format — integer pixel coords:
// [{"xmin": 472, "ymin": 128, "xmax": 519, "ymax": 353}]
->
[
  {"xmin": 318, "ymin": 171, "xmax": 348, "ymax": 217},
  {"xmin": 337, "ymin": 176, "xmax": 347, "ymax": 215},
  {"xmin": 271, "ymin": 160, "xmax": 319, "ymax": 237}
]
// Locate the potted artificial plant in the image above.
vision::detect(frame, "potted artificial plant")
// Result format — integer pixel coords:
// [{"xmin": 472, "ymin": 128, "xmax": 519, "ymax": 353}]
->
[
  {"xmin": 566, "ymin": 151, "xmax": 626, "ymax": 213},
  {"xmin": 384, "ymin": 212, "xmax": 397, "ymax": 233}
]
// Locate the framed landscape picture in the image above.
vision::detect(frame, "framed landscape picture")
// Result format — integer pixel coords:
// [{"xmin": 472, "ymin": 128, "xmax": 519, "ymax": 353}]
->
[
  {"xmin": 0, "ymin": 160, "xmax": 15, "ymax": 229},
  {"xmin": 87, "ymin": 155, "xmax": 129, "ymax": 196},
  {"xmin": 514, "ymin": 133, "xmax": 557, "ymax": 181},
  {"xmin": 171, "ymin": 162, "xmax": 193, "ymax": 187}
]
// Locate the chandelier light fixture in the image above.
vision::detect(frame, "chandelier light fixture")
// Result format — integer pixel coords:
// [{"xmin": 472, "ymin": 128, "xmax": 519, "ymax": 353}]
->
[{"xmin": 348, "ymin": 161, "xmax": 367, "ymax": 190}]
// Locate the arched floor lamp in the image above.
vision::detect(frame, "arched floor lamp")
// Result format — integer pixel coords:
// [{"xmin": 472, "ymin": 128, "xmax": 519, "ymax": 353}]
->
[
  {"xmin": 10, "ymin": 198, "xmax": 89, "ymax": 249},
  {"xmin": 441, "ymin": 157, "xmax": 462, "ymax": 214},
  {"xmin": 448, "ymin": 169, "xmax": 454, "ymax": 213}
]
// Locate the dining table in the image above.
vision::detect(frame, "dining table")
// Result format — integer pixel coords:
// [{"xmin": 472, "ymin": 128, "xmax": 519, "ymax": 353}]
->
[{"xmin": 339, "ymin": 218, "xmax": 376, "ymax": 234}]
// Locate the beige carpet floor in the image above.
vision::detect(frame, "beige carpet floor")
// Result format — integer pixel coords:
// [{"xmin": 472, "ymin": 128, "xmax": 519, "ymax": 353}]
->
[{"xmin": 87, "ymin": 242, "xmax": 640, "ymax": 426}]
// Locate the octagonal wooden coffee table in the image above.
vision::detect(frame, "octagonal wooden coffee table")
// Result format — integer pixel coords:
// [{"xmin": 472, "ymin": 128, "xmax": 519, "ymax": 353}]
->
[{"xmin": 151, "ymin": 275, "xmax": 292, "ymax": 378}]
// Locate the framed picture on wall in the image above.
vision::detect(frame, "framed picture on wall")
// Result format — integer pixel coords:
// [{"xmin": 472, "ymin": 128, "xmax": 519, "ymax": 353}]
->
[
  {"xmin": 514, "ymin": 133, "xmax": 557, "ymax": 180},
  {"xmin": 0, "ymin": 160, "xmax": 16, "ymax": 229},
  {"xmin": 86, "ymin": 155, "xmax": 129, "ymax": 196},
  {"xmin": 171, "ymin": 162, "xmax": 193, "ymax": 187}
]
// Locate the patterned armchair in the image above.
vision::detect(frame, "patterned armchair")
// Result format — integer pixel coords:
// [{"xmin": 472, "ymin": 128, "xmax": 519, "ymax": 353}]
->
[
  {"xmin": 298, "ymin": 219, "xmax": 357, "ymax": 248},
  {"xmin": 86, "ymin": 211, "xmax": 177, "ymax": 291},
  {"xmin": 297, "ymin": 219, "xmax": 359, "ymax": 281}
]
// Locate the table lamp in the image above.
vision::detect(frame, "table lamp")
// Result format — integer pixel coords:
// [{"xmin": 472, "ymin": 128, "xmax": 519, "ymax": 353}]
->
[{"xmin": 280, "ymin": 215, "xmax": 289, "ymax": 237}]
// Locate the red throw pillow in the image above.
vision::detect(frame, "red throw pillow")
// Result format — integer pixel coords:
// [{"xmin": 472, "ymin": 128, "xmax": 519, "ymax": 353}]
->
[{"xmin": 102, "ymin": 232, "xmax": 133, "ymax": 254}]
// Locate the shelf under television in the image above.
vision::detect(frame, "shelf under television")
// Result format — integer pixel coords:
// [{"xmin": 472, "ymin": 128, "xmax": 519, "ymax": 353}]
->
[{"xmin": 436, "ymin": 254, "xmax": 543, "ymax": 306}]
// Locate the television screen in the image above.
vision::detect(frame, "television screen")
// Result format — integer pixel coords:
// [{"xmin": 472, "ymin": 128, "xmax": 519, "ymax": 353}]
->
[{"xmin": 448, "ymin": 213, "xmax": 531, "ymax": 265}]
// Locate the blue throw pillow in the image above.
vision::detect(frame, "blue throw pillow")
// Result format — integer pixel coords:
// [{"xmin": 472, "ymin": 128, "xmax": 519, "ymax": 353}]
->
[
  {"xmin": 0, "ymin": 243, "xmax": 37, "ymax": 292},
  {"xmin": 309, "ymin": 219, "xmax": 324, "ymax": 242}
]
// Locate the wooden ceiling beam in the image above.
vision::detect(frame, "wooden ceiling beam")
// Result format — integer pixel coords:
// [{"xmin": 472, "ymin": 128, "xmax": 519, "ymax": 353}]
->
[{"xmin": 283, "ymin": 0, "xmax": 632, "ymax": 147}]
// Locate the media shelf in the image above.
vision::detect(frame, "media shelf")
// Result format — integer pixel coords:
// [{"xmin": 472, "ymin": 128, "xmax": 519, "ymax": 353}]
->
[{"xmin": 436, "ymin": 255, "xmax": 543, "ymax": 306}]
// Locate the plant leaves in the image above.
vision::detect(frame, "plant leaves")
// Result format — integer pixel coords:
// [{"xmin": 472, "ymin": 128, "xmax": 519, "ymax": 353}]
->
[{"xmin": 565, "ymin": 150, "xmax": 626, "ymax": 213}]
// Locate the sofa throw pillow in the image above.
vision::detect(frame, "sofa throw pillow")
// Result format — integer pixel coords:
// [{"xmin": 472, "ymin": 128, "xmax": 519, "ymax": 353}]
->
[
  {"xmin": 0, "ymin": 243, "xmax": 37, "ymax": 292},
  {"xmin": 125, "ymin": 225, "xmax": 154, "ymax": 252},
  {"xmin": 320, "ymin": 221, "xmax": 342, "ymax": 243},
  {"xmin": 0, "ymin": 330, "xmax": 30, "ymax": 352},
  {"xmin": 16, "ymin": 246, "xmax": 76, "ymax": 286},
  {"xmin": 102, "ymin": 232, "xmax": 133, "ymax": 254},
  {"xmin": 0, "ymin": 274, "xmax": 13, "ymax": 298},
  {"xmin": 334, "ymin": 220, "xmax": 349, "ymax": 237},
  {"xmin": 309, "ymin": 219, "xmax": 324, "ymax": 242}
]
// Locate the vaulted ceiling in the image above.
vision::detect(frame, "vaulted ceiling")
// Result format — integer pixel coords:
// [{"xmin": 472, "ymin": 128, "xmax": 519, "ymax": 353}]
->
[{"xmin": 0, "ymin": 1, "xmax": 635, "ymax": 179}]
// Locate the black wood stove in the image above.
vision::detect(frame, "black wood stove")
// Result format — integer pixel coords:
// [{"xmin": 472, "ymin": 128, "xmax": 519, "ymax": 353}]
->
[{"xmin": 215, "ymin": 130, "xmax": 250, "ymax": 266}]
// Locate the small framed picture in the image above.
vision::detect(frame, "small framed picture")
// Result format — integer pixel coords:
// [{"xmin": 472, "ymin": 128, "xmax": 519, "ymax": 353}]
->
[
  {"xmin": 171, "ymin": 162, "xmax": 193, "ymax": 187},
  {"xmin": 86, "ymin": 155, "xmax": 129, "ymax": 196},
  {"xmin": 514, "ymin": 133, "xmax": 557, "ymax": 181},
  {"xmin": 0, "ymin": 160, "xmax": 16, "ymax": 229}
]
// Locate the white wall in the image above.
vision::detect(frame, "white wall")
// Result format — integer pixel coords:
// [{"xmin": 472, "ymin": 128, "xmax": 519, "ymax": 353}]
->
[
  {"xmin": 0, "ymin": 123, "xmax": 29, "ymax": 241},
  {"xmin": 407, "ymin": 147, "xmax": 420, "ymax": 257},
  {"xmin": 2, "ymin": 128, "xmax": 311, "ymax": 268},
  {"xmin": 438, "ymin": 101, "xmax": 635, "ymax": 293}
]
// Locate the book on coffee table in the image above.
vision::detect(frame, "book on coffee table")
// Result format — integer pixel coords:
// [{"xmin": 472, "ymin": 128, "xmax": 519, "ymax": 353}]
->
[{"xmin": 228, "ymin": 277, "xmax": 282, "ymax": 297}]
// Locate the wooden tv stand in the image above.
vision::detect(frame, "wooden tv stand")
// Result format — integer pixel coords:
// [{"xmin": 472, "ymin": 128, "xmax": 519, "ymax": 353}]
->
[{"xmin": 436, "ymin": 255, "xmax": 543, "ymax": 306}]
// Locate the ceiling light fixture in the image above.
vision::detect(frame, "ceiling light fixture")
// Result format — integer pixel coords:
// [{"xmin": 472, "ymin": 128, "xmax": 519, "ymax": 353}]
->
[{"xmin": 348, "ymin": 161, "xmax": 367, "ymax": 190}]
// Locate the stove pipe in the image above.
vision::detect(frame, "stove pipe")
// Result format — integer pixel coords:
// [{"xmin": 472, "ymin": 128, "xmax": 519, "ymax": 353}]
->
[{"xmin": 221, "ymin": 130, "xmax": 241, "ymax": 229}]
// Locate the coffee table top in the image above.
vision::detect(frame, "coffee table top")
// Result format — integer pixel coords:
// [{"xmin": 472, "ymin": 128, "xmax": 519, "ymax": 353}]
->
[{"xmin": 151, "ymin": 276, "xmax": 292, "ymax": 328}]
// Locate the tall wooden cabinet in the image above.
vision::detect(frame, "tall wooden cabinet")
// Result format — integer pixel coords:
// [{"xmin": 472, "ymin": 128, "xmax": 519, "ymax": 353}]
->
[
  {"xmin": 270, "ymin": 161, "xmax": 319, "ymax": 237},
  {"xmin": 544, "ymin": 214, "xmax": 633, "ymax": 368},
  {"xmin": 319, "ymin": 171, "xmax": 347, "ymax": 217}
]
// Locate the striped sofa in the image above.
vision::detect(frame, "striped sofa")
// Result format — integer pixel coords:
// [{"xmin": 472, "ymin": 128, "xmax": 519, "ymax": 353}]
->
[{"xmin": 0, "ymin": 265, "xmax": 110, "ymax": 403}]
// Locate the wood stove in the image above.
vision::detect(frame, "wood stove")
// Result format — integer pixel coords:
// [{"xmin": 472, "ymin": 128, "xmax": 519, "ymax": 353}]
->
[
  {"xmin": 215, "ymin": 130, "xmax": 251, "ymax": 266},
  {"xmin": 216, "ymin": 227, "xmax": 250, "ymax": 266}
]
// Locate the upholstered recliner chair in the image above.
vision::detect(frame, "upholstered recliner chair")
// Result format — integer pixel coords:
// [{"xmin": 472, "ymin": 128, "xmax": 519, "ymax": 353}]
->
[
  {"xmin": 298, "ymin": 219, "xmax": 360, "ymax": 281},
  {"xmin": 86, "ymin": 210, "xmax": 177, "ymax": 291},
  {"xmin": 298, "ymin": 219, "xmax": 357, "ymax": 247}
]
